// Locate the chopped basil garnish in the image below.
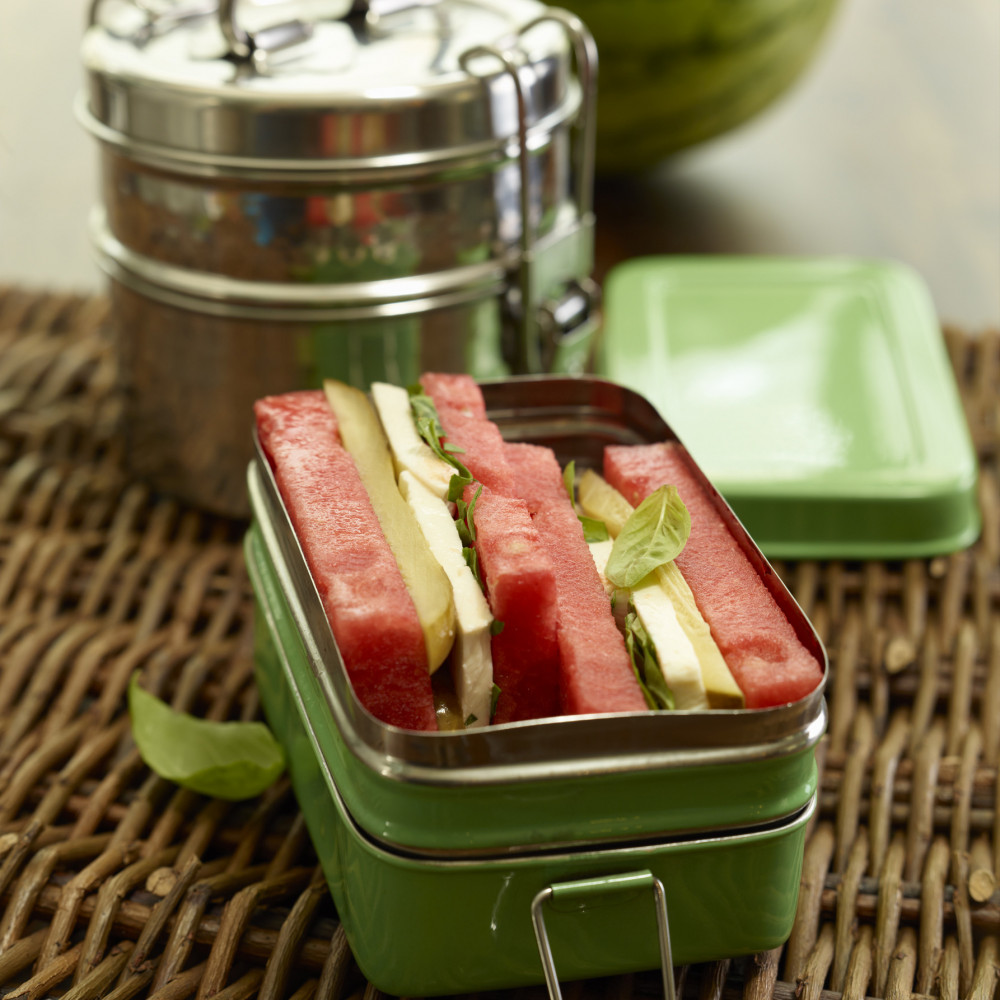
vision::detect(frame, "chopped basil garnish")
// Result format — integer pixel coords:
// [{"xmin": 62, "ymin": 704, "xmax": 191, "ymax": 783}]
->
[
  {"xmin": 408, "ymin": 388, "xmax": 473, "ymax": 501},
  {"xmin": 563, "ymin": 459, "xmax": 610, "ymax": 544},
  {"xmin": 623, "ymin": 611, "xmax": 675, "ymax": 712},
  {"xmin": 456, "ymin": 484, "xmax": 483, "ymax": 579},
  {"xmin": 407, "ymin": 390, "xmax": 501, "ymax": 639}
]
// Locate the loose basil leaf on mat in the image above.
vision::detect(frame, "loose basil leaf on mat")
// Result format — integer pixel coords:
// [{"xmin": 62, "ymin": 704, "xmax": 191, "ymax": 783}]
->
[
  {"xmin": 605, "ymin": 485, "xmax": 690, "ymax": 589},
  {"xmin": 128, "ymin": 674, "xmax": 285, "ymax": 801}
]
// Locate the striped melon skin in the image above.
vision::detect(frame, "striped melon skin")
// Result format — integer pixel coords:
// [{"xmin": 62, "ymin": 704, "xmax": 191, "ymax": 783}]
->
[
  {"xmin": 506, "ymin": 442, "xmax": 647, "ymax": 716},
  {"xmin": 255, "ymin": 391, "xmax": 438, "ymax": 731},
  {"xmin": 604, "ymin": 442, "xmax": 822, "ymax": 708},
  {"xmin": 562, "ymin": 0, "xmax": 840, "ymax": 172}
]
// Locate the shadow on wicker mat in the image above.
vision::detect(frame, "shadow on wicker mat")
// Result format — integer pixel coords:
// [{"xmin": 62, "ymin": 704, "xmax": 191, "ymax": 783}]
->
[{"xmin": 0, "ymin": 285, "xmax": 998, "ymax": 999}]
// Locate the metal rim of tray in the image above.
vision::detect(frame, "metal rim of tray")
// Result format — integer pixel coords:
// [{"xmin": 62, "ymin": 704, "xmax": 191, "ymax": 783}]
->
[
  {"xmin": 247, "ymin": 374, "xmax": 828, "ymax": 783},
  {"xmin": 303, "ymin": 697, "xmax": 820, "ymax": 861}
]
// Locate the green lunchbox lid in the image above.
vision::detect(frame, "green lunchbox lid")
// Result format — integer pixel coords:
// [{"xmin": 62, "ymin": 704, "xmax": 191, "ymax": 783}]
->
[{"xmin": 597, "ymin": 256, "xmax": 981, "ymax": 560}]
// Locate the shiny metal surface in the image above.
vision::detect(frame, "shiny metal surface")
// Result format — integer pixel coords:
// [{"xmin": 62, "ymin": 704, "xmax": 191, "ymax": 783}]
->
[
  {"xmin": 91, "ymin": 208, "xmax": 509, "ymax": 317},
  {"xmin": 248, "ymin": 375, "xmax": 829, "ymax": 784},
  {"xmin": 109, "ymin": 279, "xmax": 514, "ymax": 515},
  {"xmin": 218, "ymin": 0, "xmax": 310, "ymax": 60},
  {"xmin": 92, "ymin": 134, "xmax": 570, "ymax": 280},
  {"xmin": 81, "ymin": 0, "xmax": 574, "ymax": 167},
  {"xmin": 81, "ymin": 0, "xmax": 600, "ymax": 515}
]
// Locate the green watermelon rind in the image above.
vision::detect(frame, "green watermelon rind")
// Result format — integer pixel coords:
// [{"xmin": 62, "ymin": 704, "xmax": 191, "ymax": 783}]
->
[{"xmin": 564, "ymin": 0, "xmax": 840, "ymax": 171}]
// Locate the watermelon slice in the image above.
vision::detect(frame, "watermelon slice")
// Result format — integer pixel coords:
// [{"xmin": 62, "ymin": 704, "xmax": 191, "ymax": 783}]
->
[
  {"xmin": 505, "ymin": 443, "xmax": 647, "ymax": 715},
  {"xmin": 418, "ymin": 373, "xmax": 516, "ymax": 495},
  {"xmin": 419, "ymin": 372, "xmax": 487, "ymax": 419},
  {"xmin": 420, "ymin": 374, "xmax": 562, "ymax": 722},
  {"xmin": 465, "ymin": 483, "xmax": 560, "ymax": 723},
  {"xmin": 604, "ymin": 443, "xmax": 823, "ymax": 709},
  {"xmin": 255, "ymin": 391, "xmax": 438, "ymax": 731}
]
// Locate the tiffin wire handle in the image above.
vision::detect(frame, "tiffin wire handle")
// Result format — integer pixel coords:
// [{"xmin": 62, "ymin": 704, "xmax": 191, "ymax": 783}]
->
[
  {"xmin": 530, "ymin": 869, "xmax": 677, "ymax": 1000},
  {"xmin": 459, "ymin": 8, "xmax": 598, "ymax": 373},
  {"xmin": 517, "ymin": 8, "xmax": 597, "ymax": 223}
]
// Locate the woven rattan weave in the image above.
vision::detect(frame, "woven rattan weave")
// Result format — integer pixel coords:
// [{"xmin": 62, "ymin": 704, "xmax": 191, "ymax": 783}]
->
[{"xmin": 0, "ymin": 285, "xmax": 997, "ymax": 999}]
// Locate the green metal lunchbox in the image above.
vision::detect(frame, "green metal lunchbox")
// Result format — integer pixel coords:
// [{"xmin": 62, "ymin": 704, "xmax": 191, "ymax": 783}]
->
[{"xmin": 245, "ymin": 376, "xmax": 827, "ymax": 997}]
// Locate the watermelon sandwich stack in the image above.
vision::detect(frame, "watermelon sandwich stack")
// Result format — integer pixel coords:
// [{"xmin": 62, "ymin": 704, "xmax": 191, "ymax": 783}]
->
[
  {"xmin": 253, "ymin": 373, "xmax": 824, "ymax": 731},
  {"xmin": 603, "ymin": 443, "xmax": 824, "ymax": 709},
  {"xmin": 416, "ymin": 372, "xmax": 647, "ymax": 722}
]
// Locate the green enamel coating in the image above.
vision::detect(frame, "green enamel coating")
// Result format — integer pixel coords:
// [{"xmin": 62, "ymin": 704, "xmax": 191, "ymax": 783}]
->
[
  {"xmin": 598, "ymin": 256, "xmax": 981, "ymax": 559},
  {"xmin": 246, "ymin": 525, "xmax": 818, "ymax": 854},
  {"xmin": 547, "ymin": 869, "xmax": 660, "ymax": 904},
  {"xmin": 250, "ymin": 521, "xmax": 813, "ymax": 993}
]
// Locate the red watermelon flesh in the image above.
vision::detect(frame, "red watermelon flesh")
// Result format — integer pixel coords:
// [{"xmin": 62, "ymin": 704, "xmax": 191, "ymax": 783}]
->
[
  {"xmin": 419, "ymin": 374, "xmax": 515, "ymax": 495},
  {"xmin": 505, "ymin": 443, "xmax": 647, "ymax": 715},
  {"xmin": 419, "ymin": 372, "xmax": 487, "ymax": 419},
  {"xmin": 465, "ymin": 483, "xmax": 560, "ymax": 723},
  {"xmin": 255, "ymin": 391, "xmax": 437, "ymax": 731},
  {"xmin": 604, "ymin": 443, "xmax": 823, "ymax": 709}
]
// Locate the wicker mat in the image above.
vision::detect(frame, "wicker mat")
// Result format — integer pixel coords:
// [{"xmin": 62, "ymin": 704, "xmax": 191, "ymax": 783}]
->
[{"xmin": 0, "ymin": 285, "xmax": 997, "ymax": 1000}]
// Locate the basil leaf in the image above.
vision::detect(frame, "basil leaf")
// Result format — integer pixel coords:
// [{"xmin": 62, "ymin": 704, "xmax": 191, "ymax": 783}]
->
[
  {"xmin": 456, "ymin": 484, "xmax": 485, "ymax": 588},
  {"xmin": 563, "ymin": 460, "xmax": 576, "ymax": 502},
  {"xmin": 623, "ymin": 612, "xmax": 675, "ymax": 712},
  {"xmin": 457, "ymin": 484, "xmax": 482, "ymax": 544},
  {"xmin": 128, "ymin": 674, "xmax": 285, "ymax": 801},
  {"xmin": 605, "ymin": 485, "xmax": 690, "ymax": 589},
  {"xmin": 580, "ymin": 516, "xmax": 610, "ymax": 543},
  {"xmin": 563, "ymin": 460, "xmax": 610, "ymax": 544},
  {"xmin": 462, "ymin": 545, "xmax": 479, "ymax": 579}
]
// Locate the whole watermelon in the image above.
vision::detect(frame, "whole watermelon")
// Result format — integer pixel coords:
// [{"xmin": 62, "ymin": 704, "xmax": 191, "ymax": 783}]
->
[{"xmin": 562, "ymin": 0, "xmax": 840, "ymax": 173}]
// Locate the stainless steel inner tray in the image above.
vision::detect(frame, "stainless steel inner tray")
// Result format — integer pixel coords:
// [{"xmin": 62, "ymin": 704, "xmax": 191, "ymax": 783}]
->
[{"xmin": 249, "ymin": 374, "xmax": 827, "ymax": 784}]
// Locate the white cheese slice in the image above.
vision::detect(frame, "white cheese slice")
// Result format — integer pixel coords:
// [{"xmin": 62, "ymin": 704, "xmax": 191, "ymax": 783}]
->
[
  {"xmin": 371, "ymin": 381, "xmax": 453, "ymax": 500},
  {"xmin": 589, "ymin": 536, "xmax": 708, "ymax": 711},
  {"xmin": 398, "ymin": 471, "xmax": 494, "ymax": 727},
  {"xmin": 579, "ymin": 469, "xmax": 743, "ymax": 709},
  {"xmin": 631, "ymin": 578, "xmax": 709, "ymax": 711}
]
